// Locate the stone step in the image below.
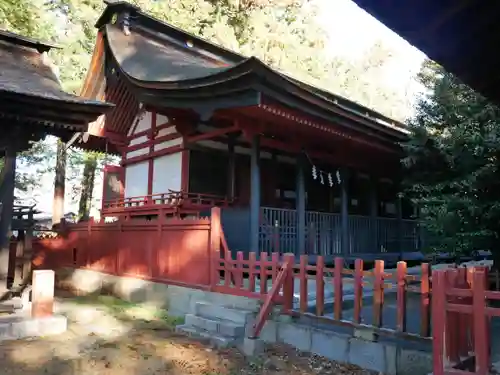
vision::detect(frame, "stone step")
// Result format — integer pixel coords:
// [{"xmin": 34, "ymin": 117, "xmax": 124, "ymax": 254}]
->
[
  {"xmin": 175, "ymin": 324, "xmax": 238, "ymax": 348},
  {"xmin": 185, "ymin": 314, "xmax": 245, "ymax": 337},
  {"xmin": 194, "ymin": 301, "xmax": 254, "ymax": 325}
]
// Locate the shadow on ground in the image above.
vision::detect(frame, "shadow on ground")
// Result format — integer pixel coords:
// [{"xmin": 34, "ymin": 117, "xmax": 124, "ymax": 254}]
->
[{"xmin": 0, "ymin": 289, "xmax": 376, "ymax": 375}]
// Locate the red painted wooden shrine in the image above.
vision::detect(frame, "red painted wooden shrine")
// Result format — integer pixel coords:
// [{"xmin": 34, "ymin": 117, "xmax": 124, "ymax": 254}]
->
[{"xmin": 76, "ymin": 1, "xmax": 419, "ymax": 263}]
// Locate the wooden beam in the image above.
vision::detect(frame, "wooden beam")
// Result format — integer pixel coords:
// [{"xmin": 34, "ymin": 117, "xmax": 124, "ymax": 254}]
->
[{"xmin": 185, "ymin": 124, "xmax": 240, "ymax": 144}]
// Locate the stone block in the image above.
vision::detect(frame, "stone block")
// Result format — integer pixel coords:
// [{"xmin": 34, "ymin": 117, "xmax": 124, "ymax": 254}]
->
[
  {"xmin": 10, "ymin": 319, "xmax": 40, "ymax": 338},
  {"xmin": 257, "ymin": 320, "xmax": 278, "ymax": 343},
  {"xmin": 347, "ymin": 338, "xmax": 387, "ymax": 373},
  {"xmin": 176, "ymin": 324, "xmax": 235, "ymax": 348},
  {"xmin": 218, "ymin": 321, "xmax": 244, "ymax": 337},
  {"xmin": 0, "ymin": 323, "xmax": 12, "ymax": 340},
  {"xmin": 311, "ymin": 330, "xmax": 349, "ymax": 362},
  {"xmin": 397, "ymin": 348, "xmax": 433, "ymax": 375},
  {"xmin": 195, "ymin": 301, "xmax": 253, "ymax": 324},
  {"xmin": 37, "ymin": 315, "xmax": 67, "ymax": 336},
  {"xmin": 278, "ymin": 323, "xmax": 312, "ymax": 352},
  {"xmin": 32, "ymin": 270, "xmax": 54, "ymax": 318},
  {"xmin": 185, "ymin": 314, "xmax": 217, "ymax": 332},
  {"xmin": 353, "ymin": 327, "xmax": 378, "ymax": 342},
  {"xmin": 240, "ymin": 337, "xmax": 264, "ymax": 356}
]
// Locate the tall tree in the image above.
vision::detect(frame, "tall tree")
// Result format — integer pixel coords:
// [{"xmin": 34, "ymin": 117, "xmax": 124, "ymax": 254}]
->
[
  {"xmin": 52, "ymin": 140, "xmax": 66, "ymax": 225},
  {"xmin": 402, "ymin": 59, "xmax": 500, "ymax": 267}
]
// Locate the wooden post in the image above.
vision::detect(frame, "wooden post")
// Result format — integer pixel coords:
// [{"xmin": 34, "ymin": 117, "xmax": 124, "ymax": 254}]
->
[
  {"xmin": 340, "ymin": 168, "xmax": 349, "ymax": 255},
  {"xmin": 420, "ymin": 263, "xmax": 431, "ymax": 337},
  {"xmin": 373, "ymin": 259, "xmax": 384, "ymax": 327},
  {"xmin": 369, "ymin": 176, "xmax": 378, "ymax": 252},
  {"xmin": 282, "ymin": 253, "xmax": 295, "ymax": 313},
  {"xmin": 227, "ymin": 134, "xmax": 236, "ymax": 201},
  {"xmin": 396, "ymin": 261, "xmax": 407, "ymax": 332},
  {"xmin": 316, "ymin": 256, "xmax": 325, "ymax": 316},
  {"xmin": 432, "ymin": 270, "xmax": 446, "ymax": 375},
  {"xmin": 210, "ymin": 207, "xmax": 221, "ymax": 288},
  {"xmin": 473, "ymin": 269, "xmax": 489, "ymax": 375},
  {"xmin": 249, "ymin": 134, "xmax": 261, "ymax": 252},
  {"xmin": 23, "ymin": 210, "xmax": 34, "ymax": 284},
  {"xmin": 0, "ymin": 147, "xmax": 16, "ymax": 294},
  {"xmin": 299, "ymin": 254, "xmax": 308, "ymax": 312},
  {"xmin": 396, "ymin": 193, "xmax": 404, "ymax": 259},
  {"xmin": 249, "ymin": 252, "xmax": 256, "ymax": 292},
  {"xmin": 353, "ymin": 258, "xmax": 363, "ymax": 324},
  {"xmin": 260, "ymin": 252, "xmax": 268, "ymax": 294},
  {"xmin": 296, "ymin": 154, "xmax": 306, "ymax": 254},
  {"xmin": 333, "ymin": 257, "xmax": 344, "ymax": 320}
]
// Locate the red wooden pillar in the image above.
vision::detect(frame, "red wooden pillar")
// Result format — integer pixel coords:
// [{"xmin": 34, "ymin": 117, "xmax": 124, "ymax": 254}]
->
[
  {"xmin": 210, "ymin": 207, "xmax": 221, "ymax": 289},
  {"xmin": 147, "ymin": 111, "xmax": 156, "ymax": 201}
]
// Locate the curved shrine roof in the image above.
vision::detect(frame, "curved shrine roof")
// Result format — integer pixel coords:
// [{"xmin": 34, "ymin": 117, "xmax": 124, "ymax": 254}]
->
[{"xmin": 95, "ymin": 1, "xmax": 408, "ymax": 147}]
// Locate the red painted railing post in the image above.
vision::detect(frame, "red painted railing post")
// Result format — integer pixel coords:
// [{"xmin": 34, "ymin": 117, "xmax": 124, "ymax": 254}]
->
[
  {"xmin": 210, "ymin": 207, "xmax": 221, "ymax": 289},
  {"xmin": 420, "ymin": 263, "xmax": 431, "ymax": 337},
  {"xmin": 333, "ymin": 257, "xmax": 343, "ymax": 320},
  {"xmin": 282, "ymin": 253, "xmax": 295, "ymax": 314},
  {"xmin": 396, "ymin": 261, "xmax": 407, "ymax": 332},
  {"xmin": 353, "ymin": 258, "xmax": 363, "ymax": 324},
  {"xmin": 472, "ymin": 269, "xmax": 489, "ymax": 375},
  {"xmin": 432, "ymin": 270, "xmax": 446, "ymax": 375},
  {"xmin": 373, "ymin": 259, "xmax": 385, "ymax": 327}
]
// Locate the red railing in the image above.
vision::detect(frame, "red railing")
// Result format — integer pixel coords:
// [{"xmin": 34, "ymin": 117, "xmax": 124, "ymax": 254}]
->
[
  {"xmin": 103, "ymin": 191, "xmax": 232, "ymax": 210},
  {"xmin": 432, "ymin": 267, "xmax": 496, "ymax": 375},
  {"xmin": 213, "ymin": 248, "xmax": 433, "ymax": 340}
]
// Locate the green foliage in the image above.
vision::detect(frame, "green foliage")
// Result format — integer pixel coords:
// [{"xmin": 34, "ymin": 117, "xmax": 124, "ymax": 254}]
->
[{"xmin": 402, "ymin": 59, "xmax": 500, "ymax": 262}]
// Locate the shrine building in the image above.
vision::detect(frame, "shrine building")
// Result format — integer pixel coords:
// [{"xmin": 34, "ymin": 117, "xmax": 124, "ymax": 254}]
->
[{"xmin": 79, "ymin": 1, "xmax": 420, "ymax": 263}]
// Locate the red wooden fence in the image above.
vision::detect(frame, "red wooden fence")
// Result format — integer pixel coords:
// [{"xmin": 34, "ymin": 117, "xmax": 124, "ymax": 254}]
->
[
  {"xmin": 33, "ymin": 215, "xmax": 215, "ymax": 288},
  {"xmin": 215, "ymin": 249, "xmax": 433, "ymax": 340},
  {"xmin": 432, "ymin": 267, "xmax": 497, "ymax": 375}
]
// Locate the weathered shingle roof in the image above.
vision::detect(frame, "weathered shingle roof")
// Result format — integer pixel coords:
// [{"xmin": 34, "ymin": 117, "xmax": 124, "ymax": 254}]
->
[{"xmin": 0, "ymin": 30, "xmax": 113, "ymax": 137}]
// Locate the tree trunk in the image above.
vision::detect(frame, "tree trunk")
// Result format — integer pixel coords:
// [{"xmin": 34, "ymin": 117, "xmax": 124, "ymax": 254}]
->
[
  {"xmin": 52, "ymin": 139, "xmax": 66, "ymax": 227},
  {"xmin": 78, "ymin": 154, "xmax": 97, "ymax": 221}
]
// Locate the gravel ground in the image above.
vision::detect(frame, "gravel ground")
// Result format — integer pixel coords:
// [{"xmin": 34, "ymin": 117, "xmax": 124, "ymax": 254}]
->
[{"xmin": 0, "ymin": 292, "xmax": 379, "ymax": 375}]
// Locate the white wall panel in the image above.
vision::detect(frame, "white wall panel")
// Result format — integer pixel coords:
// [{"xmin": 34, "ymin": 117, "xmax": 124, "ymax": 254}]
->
[
  {"xmin": 124, "ymin": 161, "xmax": 148, "ymax": 198},
  {"xmin": 152, "ymin": 152, "xmax": 183, "ymax": 194}
]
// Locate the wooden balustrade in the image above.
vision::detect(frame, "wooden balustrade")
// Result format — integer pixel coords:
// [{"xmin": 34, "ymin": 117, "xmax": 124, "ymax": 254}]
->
[{"xmin": 213, "ymin": 250, "xmax": 433, "ymax": 341}]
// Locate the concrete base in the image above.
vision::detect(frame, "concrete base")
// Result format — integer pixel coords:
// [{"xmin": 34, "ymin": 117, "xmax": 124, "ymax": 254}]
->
[
  {"xmin": 257, "ymin": 320, "xmax": 433, "ymax": 375},
  {"xmin": 0, "ymin": 314, "xmax": 67, "ymax": 341},
  {"xmin": 239, "ymin": 337, "xmax": 265, "ymax": 356}
]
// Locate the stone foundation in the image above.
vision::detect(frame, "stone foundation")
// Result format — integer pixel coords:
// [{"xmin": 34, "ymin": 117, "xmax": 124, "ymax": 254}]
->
[
  {"xmin": 54, "ymin": 268, "xmax": 260, "ymax": 316},
  {"xmin": 257, "ymin": 319, "xmax": 433, "ymax": 375},
  {"xmin": 0, "ymin": 314, "xmax": 67, "ymax": 341}
]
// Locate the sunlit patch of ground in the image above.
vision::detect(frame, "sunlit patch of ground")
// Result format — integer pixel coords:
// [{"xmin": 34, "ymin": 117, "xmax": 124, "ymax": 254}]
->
[{"xmin": 0, "ymin": 291, "xmax": 377, "ymax": 375}]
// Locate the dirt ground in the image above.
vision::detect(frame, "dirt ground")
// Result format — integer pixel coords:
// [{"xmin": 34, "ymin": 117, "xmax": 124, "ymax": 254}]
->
[{"xmin": 0, "ymin": 293, "xmax": 377, "ymax": 375}]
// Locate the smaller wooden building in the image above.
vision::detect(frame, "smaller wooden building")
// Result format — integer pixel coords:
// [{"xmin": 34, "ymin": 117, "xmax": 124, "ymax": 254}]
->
[
  {"xmin": 0, "ymin": 30, "xmax": 112, "ymax": 292},
  {"xmin": 82, "ymin": 1, "xmax": 419, "ymax": 263}
]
